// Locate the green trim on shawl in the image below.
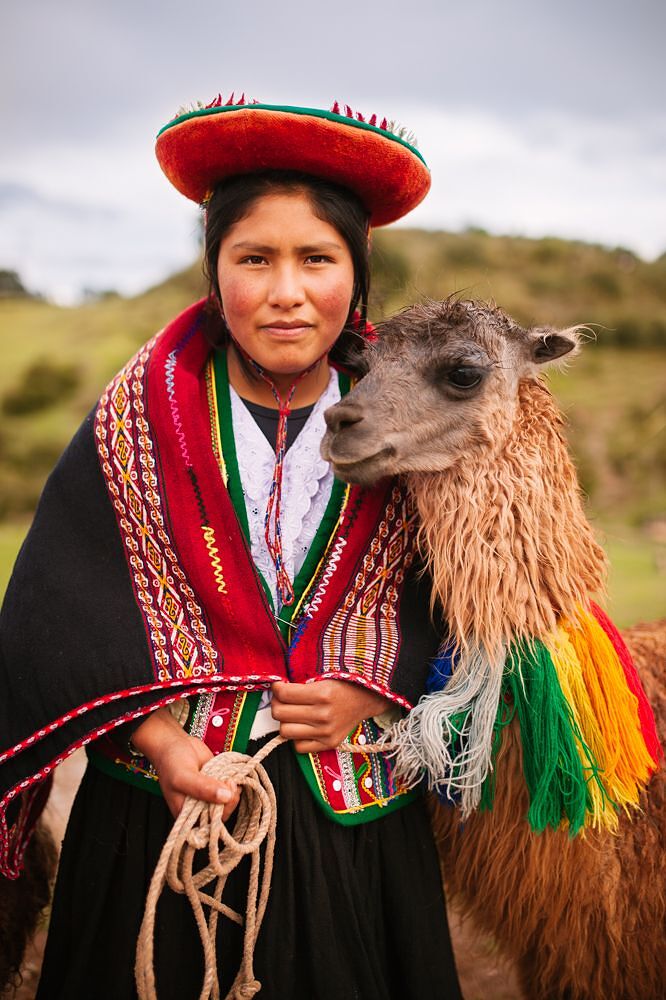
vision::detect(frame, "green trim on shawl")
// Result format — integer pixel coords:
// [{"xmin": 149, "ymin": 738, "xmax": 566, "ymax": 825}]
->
[
  {"xmin": 86, "ymin": 745, "xmax": 163, "ymax": 797},
  {"xmin": 213, "ymin": 352, "xmax": 253, "ymax": 545},
  {"xmin": 211, "ymin": 353, "xmax": 419, "ymax": 824},
  {"xmin": 231, "ymin": 690, "xmax": 263, "ymax": 753},
  {"xmin": 212, "ymin": 349, "xmax": 274, "ymax": 609},
  {"xmin": 212, "ymin": 348, "xmax": 349, "ymax": 641}
]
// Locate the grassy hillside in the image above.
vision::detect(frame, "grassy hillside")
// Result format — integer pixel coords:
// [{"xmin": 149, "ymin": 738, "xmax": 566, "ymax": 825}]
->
[
  {"xmin": 370, "ymin": 228, "xmax": 666, "ymax": 347},
  {"xmin": 1, "ymin": 228, "xmax": 664, "ymax": 625}
]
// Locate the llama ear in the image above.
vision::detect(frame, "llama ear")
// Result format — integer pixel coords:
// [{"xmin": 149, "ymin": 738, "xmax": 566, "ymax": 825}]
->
[{"xmin": 528, "ymin": 326, "xmax": 579, "ymax": 365}]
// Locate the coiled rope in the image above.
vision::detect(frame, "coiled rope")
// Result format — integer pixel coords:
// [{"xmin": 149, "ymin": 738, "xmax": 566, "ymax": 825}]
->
[
  {"xmin": 135, "ymin": 733, "xmax": 394, "ymax": 1000},
  {"xmin": 135, "ymin": 734, "xmax": 284, "ymax": 1000}
]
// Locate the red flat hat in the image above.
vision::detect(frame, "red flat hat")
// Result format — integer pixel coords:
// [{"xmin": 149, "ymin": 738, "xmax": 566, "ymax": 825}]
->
[{"xmin": 155, "ymin": 94, "xmax": 430, "ymax": 227}]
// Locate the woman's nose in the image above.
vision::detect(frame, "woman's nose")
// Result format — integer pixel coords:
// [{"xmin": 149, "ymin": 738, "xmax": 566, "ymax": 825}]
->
[{"xmin": 267, "ymin": 265, "xmax": 306, "ymax": 308}]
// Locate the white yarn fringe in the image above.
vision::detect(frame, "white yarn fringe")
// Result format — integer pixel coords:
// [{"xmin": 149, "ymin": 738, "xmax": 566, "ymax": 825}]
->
[{"xmin": 389, "ymin": 644, "xmax": 506, "ymax": 817}]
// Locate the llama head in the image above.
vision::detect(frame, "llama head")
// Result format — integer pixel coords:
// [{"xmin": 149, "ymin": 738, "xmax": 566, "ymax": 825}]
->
[{"xmin": 322, "ymin": 298, "xmax": 580, "ymax": 486}]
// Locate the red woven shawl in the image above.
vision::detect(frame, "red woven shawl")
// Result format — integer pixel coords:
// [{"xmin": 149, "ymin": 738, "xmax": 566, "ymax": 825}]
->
[{"xmin": 0, "ymin": 300, "xmax": 438, "ymax": 875}]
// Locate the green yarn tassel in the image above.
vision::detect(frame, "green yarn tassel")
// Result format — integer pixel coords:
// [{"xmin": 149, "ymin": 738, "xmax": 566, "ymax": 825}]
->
[
  {"xmin": 505, "ymin": 639, "xmax": 591, "ymax": 835},
  {"xmin": 479, "ymin": 693, "xmax": 515, "ymax": 812}
]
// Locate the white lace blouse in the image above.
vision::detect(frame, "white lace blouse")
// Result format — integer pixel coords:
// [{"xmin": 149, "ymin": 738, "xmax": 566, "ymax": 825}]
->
[{"xmin": 229, "ymin": 367, "xmax": 341, "ymax": 737}]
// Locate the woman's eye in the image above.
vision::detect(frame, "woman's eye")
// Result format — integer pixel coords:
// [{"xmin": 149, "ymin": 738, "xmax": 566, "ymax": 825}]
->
[
  {"xmin": 305, "ymin": 255, "xmax": 332, "ymax": 264},
  {"xmin": 445, "ymin": 367, "xmax": 483, "ymax": 389},
  {"xmin": 241, "ymin": 255, "xmax": 267, "ymax": 265}
]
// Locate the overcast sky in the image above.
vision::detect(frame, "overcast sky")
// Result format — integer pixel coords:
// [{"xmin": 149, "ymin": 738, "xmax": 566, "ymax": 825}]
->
[{"xmin": 1, "ymin": 0, "xmax": 664, "ymax": 302}]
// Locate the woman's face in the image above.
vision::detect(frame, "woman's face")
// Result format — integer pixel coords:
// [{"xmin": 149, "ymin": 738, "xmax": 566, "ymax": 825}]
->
[{"xmin": 216, "ymin": 191, "xmax": 355, "ymax": 377}]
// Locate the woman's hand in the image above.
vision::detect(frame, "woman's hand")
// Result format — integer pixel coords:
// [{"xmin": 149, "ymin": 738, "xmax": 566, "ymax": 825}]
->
[
  {"xmin": 131, "ymin": 706, "xmax": 241, "ymax": 819},
  {"xmin": 270, "ymin": 679, "xmax": 392, "ymax": 753}
]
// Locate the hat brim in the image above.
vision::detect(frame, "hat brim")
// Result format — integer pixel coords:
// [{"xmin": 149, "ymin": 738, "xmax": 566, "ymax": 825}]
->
[{"xmin": 155, "ymin": 104, "xmax": 430, "ymax": 227}]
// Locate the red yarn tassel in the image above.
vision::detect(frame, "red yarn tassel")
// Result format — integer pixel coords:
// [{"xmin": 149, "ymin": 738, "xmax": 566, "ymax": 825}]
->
[
  {"xmin": 369, "ymin": 113, "xmax": 377, "ymax": 126},
  {"xmin": 331, "ymin": 101, "xmax": 341, "ymax": 114},
  {"xmin": 344, "ymin": 104, "xmax": 354, "ymax": 118},
  {"xmin": 225, "ymin": 92, "xmax": 236, "ymax": 106},
  {"xmin": 590, "ymin": 602, "xmax": 663, "ymax": 765},
  {"xmin": 380, "ymin": 117, "xmax": 388, "ymax": 131}
]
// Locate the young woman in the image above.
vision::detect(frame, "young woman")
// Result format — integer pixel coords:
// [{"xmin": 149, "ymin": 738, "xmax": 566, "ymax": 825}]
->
[{"xmin": 1, "ymin": 98, "xmax": 462, "ymax": 998}]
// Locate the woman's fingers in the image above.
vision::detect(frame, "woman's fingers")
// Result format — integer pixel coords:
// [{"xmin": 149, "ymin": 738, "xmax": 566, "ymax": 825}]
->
[
  {"xmin": 293, "ymin": 739, "xmax": 328, "ymax": 754},
  {"xmin": 277, "ymin": 722, "xmax": 329, "ymax": 742},
  {"xmin": 271, "ymin": 679, "xmax": 392, "ymax": 750},
  {"xmin": 165, "ymin": 772, "xmax": 239, "ymax": 818},
  {"xmin": 270, "ymin": 699, "xmax": 328, "ymax": 724},
  {"xmin": 272, "ymin": 680, "xmax": 321, "ymax": 704},
  {"xmin": 221, "ymin": 786, "xmax": 242, "ymax": 822}
]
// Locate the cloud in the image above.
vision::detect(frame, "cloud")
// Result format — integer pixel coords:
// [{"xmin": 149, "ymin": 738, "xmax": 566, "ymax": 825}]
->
[
  {"xmin": 0, "ymin": 146, "xmax": 199, "ymax": 302},
  {"xmin": 2, "ymin": 1, "xmax": 664, "ymax": 299},
  {"xmin": 2, "ymin": 103, "xmax": 663, "ymax": 304},
  {"xmin": 0, "ymin": 181, "xmax": 119, "ymax": 219},
  {"xmin": 396, "ymin": 106, "xmax": 666, "ymax": 260},
  {"xmin": 0, "ymin": 194, "xmax": 199, "ymax": 303},
  {"xmin": 3, "ymin": 0, "xmax": 664, "ymax": 156}
]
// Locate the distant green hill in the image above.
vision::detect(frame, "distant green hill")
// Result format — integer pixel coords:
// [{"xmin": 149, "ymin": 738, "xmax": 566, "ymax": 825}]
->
[
  {"xmin": 370, "ymin": 228, "xmax": 666, "ymax": 346},
  {"xmin": 1, "ymin": 228, "xmax": 664, "ymax": 624}
]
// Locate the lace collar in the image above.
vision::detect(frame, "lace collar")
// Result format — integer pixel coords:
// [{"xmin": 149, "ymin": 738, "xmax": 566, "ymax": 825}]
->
[{"xmin": 229, "ymin": 368, "xmax": 341, "ymax": 609}]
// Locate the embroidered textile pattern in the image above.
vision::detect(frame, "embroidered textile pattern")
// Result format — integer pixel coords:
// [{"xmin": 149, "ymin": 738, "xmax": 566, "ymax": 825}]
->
[
  {"xmin": 1, "ymin": 682, "xmax": 228, "ymax": 877},
  {"xmin": 301, "ymin": 536, "xmax": 348, "ymax": 623},
  {"xmin": 204, "ymin": 362, "xmax": 227, "ymax": 486},
  {"xmin": 317, "ymin": 484, "xmax": 418, "ymax": 685},
  {"xmin": 189, "ymin": 693, "xmax": 215, "ymax": 740},
  {"xmin": 201, "ymin": 525, "xmax": 227, "ymax": 594},
  {"xmin": 309, "ymin": 718, "xmax": 409, "ymax": 815},
  {"xmin": 295, "ymin": 486, "xmax": 366, "ymax": 630},
  {"xmin": 95, "ymin": 336, "xmax": 218, "ymax": 682}
]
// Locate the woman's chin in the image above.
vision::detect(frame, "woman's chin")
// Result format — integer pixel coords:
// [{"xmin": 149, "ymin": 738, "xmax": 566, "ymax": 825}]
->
[{"xmin": 239, "ymin": 343, "xmax": 327, "ymax": 378}]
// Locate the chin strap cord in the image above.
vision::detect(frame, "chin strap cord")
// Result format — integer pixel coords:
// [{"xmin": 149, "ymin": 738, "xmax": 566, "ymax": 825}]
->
[
  {"xmin": 229, "ymin": 340, "xmax": 324, "ymax": 610},
  {"xmin": 135, "ymin": 733, "xmax": 396, "ymax": 1000}
]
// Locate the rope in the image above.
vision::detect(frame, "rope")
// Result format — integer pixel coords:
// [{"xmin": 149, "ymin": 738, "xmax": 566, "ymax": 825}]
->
[
  {"xmin": 135, "ymin": 734, "xmax": 286, "ymax": 1000},
  {"xmin": 228, "ymin": 338, "xmax": 321, "ymax": 609},
  {"xmin": 135, "ymin": 734, "xmax": 397, "ymax": 999}
]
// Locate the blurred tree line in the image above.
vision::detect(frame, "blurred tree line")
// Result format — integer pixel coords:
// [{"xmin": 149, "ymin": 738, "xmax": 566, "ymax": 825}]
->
[{"xmin": 368, "ymin": 229, "xmax": 666, "ymax": 347}]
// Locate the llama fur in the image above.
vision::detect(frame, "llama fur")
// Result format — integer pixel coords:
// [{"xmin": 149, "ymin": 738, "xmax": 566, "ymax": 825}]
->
[{"xmin": 323, "ymin": 297, "xmax": 665, "ymax": 999}]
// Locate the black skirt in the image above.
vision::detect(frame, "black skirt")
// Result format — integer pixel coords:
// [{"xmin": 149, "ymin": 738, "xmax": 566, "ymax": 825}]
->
[{"xmin": 38, "ymin": 740, "xmax": 461, "ymax": 1000}]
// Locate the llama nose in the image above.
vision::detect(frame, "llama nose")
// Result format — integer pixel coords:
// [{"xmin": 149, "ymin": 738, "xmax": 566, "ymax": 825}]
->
[{"xmin": 324, "ymin": 402, "xmax": 364, "ymax": 435}]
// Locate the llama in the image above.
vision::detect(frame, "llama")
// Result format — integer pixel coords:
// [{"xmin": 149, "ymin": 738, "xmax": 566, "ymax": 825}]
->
[{"xmin": 322, "ymin": 298, "xmax": 665, "ymax": 1000}]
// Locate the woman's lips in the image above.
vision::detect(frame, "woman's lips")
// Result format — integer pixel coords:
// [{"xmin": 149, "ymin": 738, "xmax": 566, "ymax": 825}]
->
[{"xmin": 260, "ymin": 324, "xmax": 313, "ymax": 337}]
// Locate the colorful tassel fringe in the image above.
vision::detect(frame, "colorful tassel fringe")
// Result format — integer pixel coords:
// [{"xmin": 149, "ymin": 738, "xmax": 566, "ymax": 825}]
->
[
  {"xmin": 546, "ymin": 627, "xmax": 611, "ymax": 829},
  {"xmin": 502, "ymin": 639, "xmax": 592, "ymax": 834},
  {"xmin": 590, "ymin": 602, "xmax": 662, "ymax": 765},
  {"xmin": 561, "ymin": 609, "xmax": 657, "ymax": 813},
  {"xmin": 390, "ymin": 644, "xmax": 507, "ymax": 818},
  {"xmin": 403, "ymin": 604, "xmax": 660, "ymax": 835}
]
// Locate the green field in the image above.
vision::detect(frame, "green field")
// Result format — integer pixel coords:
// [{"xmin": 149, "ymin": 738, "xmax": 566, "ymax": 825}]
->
[{"xmin": 1, "ymin": 228, "xmax": 664, "ymax": 626}]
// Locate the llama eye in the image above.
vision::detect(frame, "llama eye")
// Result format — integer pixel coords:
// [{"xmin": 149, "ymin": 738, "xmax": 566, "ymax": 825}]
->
[{"xmin": 445, "ymin": 367, "xmax": 483, "ymax": 389}]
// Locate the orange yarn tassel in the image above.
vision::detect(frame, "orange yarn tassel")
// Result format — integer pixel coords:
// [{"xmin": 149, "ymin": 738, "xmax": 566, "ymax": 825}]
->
[
  {"xmin": 547, "ymin": 627, "xmax": 614, "ymax": 830},
  {"xmin": 561, "ymin": 608, "xmax": 655, "ymax": 815},
  {"xmin": 591, "ymin": 602, "xmax": 662, "ymax": 766}
]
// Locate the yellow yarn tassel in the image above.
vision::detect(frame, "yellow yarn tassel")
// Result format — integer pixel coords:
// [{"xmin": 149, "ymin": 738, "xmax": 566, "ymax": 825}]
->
[
  {"xmin": 561, "ymin": 607, "xmax": 654, "ymax": 815},
  {"xmin": 547, "ymin": 627, "xmax": 615, "ymax": 831}
]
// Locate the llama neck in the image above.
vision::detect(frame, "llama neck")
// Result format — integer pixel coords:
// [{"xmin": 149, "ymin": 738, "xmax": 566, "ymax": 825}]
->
[{"xmin": 409, "ymin": 378, "xmax": 607, "ymax": 657}]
